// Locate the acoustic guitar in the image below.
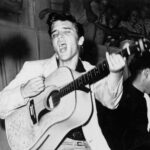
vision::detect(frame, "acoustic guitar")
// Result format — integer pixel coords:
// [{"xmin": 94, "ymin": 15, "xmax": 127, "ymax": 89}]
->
[{"xmin": 5, "ymin": 39, "xmax": 150, "ymax": 150}]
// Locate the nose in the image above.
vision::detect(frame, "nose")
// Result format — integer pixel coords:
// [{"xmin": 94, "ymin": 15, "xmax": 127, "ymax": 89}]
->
[
  {"xmin": 57, "ymin": 33, "xmax": 65, "ymax": 44},
  {"xmin": 57, "ymin": 31, "xmax": 64, "ymax": 39},
  {"xmin": 57, "ymin": 32, "xmax": 65, "ymax": 45}
]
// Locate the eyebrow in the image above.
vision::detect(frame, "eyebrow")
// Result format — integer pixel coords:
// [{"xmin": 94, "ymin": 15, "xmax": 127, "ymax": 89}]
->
[{"xmin": 51, "ymin": 26, "xmax": 74, "ymax": 35}]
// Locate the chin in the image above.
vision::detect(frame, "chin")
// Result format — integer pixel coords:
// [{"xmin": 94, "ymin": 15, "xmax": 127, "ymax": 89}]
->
[{"xmin": 60, "ymin": 57, "xmax": 70, "ymax": 62}]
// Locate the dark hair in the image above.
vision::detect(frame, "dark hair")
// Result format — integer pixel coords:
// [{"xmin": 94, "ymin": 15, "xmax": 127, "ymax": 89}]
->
[
  {"xmin": 47, "ymin": 12, "xmax": 84, "ymax": 38},
  {"xmin": 129, "ymin": 52, "xmax": 150, "ymax": 79}
]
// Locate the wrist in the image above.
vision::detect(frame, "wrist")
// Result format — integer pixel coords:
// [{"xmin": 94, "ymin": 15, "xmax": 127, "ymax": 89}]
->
[
  {"xmin": 109, "ymin": 71, "xmax": 123, "ymax": 88},
  {"xmin": 20, "ymin": 84, "xmax": 28, "ymax": 99},
  {"xmin": 20, "ymin": 84, "xmax": 30, "ymax": 104}
]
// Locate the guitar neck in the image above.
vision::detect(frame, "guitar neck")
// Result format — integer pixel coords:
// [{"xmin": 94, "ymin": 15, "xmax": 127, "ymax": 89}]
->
[
  {"xmin": 59, "ymin": 40, "xmax": 145, "ymax": 97},
  {"xmin": 74, "ymin": 42, "xmax": 139, "ymax": 85}
]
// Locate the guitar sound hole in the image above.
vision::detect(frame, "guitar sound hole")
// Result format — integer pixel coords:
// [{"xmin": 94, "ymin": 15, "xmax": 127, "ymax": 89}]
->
[{"xmin": 46, "ymin": 90, "xmax": 60, "ymax": 110}]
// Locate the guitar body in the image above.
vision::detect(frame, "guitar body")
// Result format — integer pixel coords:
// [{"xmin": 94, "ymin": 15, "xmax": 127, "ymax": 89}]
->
[{"xmin": 5, "ymin": 67, "xmax": 93, "ymax": 150}]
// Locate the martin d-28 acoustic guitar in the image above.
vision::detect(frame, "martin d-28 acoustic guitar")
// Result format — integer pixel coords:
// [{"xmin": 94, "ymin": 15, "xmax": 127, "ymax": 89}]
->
[{"xmin": 5, "ymin": 39, "xmax": 150, "ymax": 150}]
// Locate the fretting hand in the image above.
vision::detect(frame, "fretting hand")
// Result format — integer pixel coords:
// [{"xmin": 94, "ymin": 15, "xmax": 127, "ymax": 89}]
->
[{"xmin": 106, "ymin": 52, "xmax": 126, "ymax": 74}]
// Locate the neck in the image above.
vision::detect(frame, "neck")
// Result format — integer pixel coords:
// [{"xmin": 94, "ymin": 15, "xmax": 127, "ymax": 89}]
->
[
  {"xmin": 132, "ymin": 77, "xmax": 145, "ymax": 93},
  {"xmin": 58, "ymin": 54, "xmax": 79, "ymax": 70}
]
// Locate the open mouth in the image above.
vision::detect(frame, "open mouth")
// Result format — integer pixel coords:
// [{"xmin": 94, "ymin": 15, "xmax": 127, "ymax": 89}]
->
[{"xmin": 59, "ymin": 43, "xmax": 67, "ymax": 53}]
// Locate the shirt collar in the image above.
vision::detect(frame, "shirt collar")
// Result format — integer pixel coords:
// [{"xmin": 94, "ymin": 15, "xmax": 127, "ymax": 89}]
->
[{"xmin": 56, "ymin": 57, "xmax": 86, "ymax": 73}]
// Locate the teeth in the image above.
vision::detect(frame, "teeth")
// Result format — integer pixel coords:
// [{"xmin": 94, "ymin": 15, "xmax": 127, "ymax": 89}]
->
[
  {"xmin": 59, "ymin": 44, "xmax": 66, "ymax": 48},
  {"xmin": 60, "ymin": 44, "xmax": 65, "ymax": 48},
  {"xmin": 59, "ymin": 44, "xmax": 67, "ymax": 52}
]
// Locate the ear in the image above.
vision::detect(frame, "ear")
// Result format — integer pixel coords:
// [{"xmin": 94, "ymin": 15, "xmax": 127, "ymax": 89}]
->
[
  {"xmin": 143, "ymin": 68, "xmax": 150, "ymax": 78},
  {"xmin": 78, "ymin": 36, "xmax": 84, "ymax": 46}
]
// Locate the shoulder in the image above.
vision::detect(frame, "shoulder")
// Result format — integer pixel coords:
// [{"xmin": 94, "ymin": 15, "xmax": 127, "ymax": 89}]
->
[
  {"xmin": 21, "ymin": 59, "xmax": 48, "ymax": 74},
  {"xmin": 18, "ymin": 55, "xmax": 57, "ymax": 78},
  {"xmin": 23, "ymin": 58, "xmax": 50, "ymax": 68},
  {"xmin": 22, "ymin": 55, "xmax": 56, "ymax": 70}
]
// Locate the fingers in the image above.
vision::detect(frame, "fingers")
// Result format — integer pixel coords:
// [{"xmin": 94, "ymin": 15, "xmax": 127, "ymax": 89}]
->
[
  {"xmin": 30, "ymin": 76, "xmax": 45, "ymax": 90},
  {"xmin": 21, "ymin": 75, "xmax": 46, "ymax": 98},
  {"xmin": 106, "ymin": 52, "xmax": 126, "ymax": 72},
  {"xmin": 31, "ymin": 76, "xmax": 45, "ymax": 92}
]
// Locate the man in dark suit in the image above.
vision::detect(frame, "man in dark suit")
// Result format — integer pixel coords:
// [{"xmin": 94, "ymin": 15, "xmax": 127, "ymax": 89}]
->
[{"xmin": 102, "ymin": 51, "xmax": 150, "ymax": 150}]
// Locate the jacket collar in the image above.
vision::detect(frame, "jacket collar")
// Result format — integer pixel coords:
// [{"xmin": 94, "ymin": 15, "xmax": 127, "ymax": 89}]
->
[{"xmin": 43, "ymin": 54, "xmax": 86, "ymax": 77}]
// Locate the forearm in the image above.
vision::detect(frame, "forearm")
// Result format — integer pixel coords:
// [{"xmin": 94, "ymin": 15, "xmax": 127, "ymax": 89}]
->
[
  {"xmin": 0, "ymin": 61, "xmax": 45, "ymax": 119},
  {"xmin": 0, "ymin": 86, "xmax": 27, "ymax": 119},
  {"xmin": 94, "ymin": 75, "xmax": 123, "ymax": 109}
]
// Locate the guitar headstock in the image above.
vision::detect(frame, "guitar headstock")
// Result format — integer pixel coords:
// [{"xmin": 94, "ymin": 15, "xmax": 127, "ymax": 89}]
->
[
  {"xmin": 135, "ymin": 38, "xmax": 150, "ymax": 55},
  {"xmin": 117, "ymin": 38, "xmax": 150, "ymax": 59}
]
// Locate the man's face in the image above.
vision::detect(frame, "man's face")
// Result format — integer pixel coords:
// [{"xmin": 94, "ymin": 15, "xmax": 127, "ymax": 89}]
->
[
  {"xmin": 130, "ymin": 10, "xmax": 138, "ymax": 24},
  {"xmin": 51, "ymin": 20, "xmax": 81, "ymax": 62},
  {"xmin": 109, "ymin": 14, "xmax": 119, "ymax": 28},
  {"xmin": 99, "ymin": 0, "xmax": 108, "ymax": 12}
]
